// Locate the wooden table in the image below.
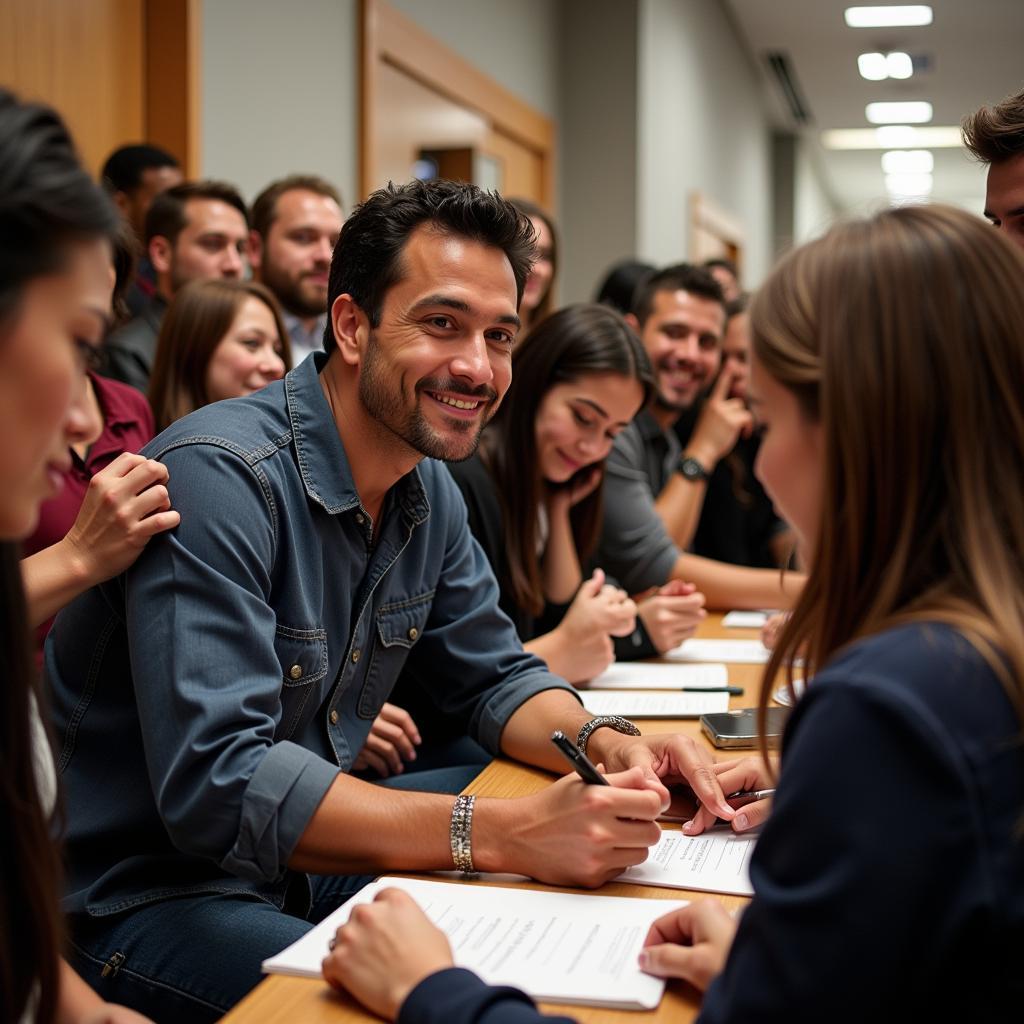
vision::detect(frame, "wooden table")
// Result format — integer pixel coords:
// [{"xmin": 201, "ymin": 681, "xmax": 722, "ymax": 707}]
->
[{"xmin": 222, "ymin": 614, "xmax": 769, "ymax": 1024}]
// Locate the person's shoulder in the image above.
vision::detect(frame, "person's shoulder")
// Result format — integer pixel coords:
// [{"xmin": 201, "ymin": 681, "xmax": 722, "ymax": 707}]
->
[
  {"xmin": 105, "ymin": 313, "xmax": 159, "ymax": 354},
  {"xmin": 443, "ymin": 451, "xmax": 492, "ymax": 491},
  {"xmin": 146, "ymin": 383, "xmax": 290, "ymax": 463},
  {"xmin": 89, "ymin": 372, "xmax": 151, "ymax": 422}
]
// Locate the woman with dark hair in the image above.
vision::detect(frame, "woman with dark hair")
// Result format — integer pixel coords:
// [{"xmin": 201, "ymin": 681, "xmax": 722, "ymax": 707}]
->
[
  {"xmin": 508, "ymin": 198, "xmax": 557, "ymax": 332},
  {"xmin": 324, "ymin": 204, "xmax": 1024, "ymax": 1020},
  {"xmin": 148, "ymin": 279, "xmax": 290, "ymax": 432},
  {"xmin": 593, "ymin": 258, "xmax": 655, "ymax": 316},
  {"xmin": 0, "ymin": 89, "xmax": 153, "ymax": 1023}
]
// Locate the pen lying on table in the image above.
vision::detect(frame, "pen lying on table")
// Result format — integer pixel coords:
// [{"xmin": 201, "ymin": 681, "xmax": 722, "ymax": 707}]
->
[{"xmin": 680, "ymin": 685, "xmax": 744, "ymax": 695}]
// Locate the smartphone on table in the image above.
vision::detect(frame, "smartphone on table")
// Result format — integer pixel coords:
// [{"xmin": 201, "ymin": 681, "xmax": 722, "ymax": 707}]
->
[{"xmin": 700, "ymin": 706, "xmax": 791, "ymax": 749}]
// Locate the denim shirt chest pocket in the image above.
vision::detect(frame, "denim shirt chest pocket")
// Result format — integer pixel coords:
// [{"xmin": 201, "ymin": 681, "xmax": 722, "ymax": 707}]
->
[
  {"xmin": 274, "ymin": 623, "xmax": 329, "ymax": 739},
  {"xmin": 357, "ymin": 590, "xmax": 435, "ymax": 718}
]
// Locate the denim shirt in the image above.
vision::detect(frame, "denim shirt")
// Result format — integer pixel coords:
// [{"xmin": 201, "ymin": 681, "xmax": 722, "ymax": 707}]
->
[{"xmin": 47, "ymin": 353, "xmax": 573, "ymax": 917}]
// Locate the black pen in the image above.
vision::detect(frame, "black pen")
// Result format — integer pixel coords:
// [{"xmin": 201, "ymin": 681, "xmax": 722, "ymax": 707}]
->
[
  {"xmin": 551, "ymin": 730, "xmax": 609, "ymax": 785},
  {"xmin": 681, "ymin": 686, "xmax": 744, "ymax": 696},
  {"xmin": 728, "ymin": 788, "xmax": 775, "ymax": 807}
]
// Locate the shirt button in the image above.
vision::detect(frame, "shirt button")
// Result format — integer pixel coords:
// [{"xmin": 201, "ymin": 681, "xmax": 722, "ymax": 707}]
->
[
  {"xmin": 351, "ymin": 649, "xmax": 361, "ymax": 663},
  {"xmin": 289, "ymin": 664, "xmax": 303, "ymax": 680},
  {"xmin": 408, "ymin": 627, "xmax": 418, "ymax": 641},
  {"xmin": 355, "ymin": 513, "xmax": 365, "ymax": 525},
  {"xmin": 329, "ymin": 709, "xmax": 339, "ymax": 725}
]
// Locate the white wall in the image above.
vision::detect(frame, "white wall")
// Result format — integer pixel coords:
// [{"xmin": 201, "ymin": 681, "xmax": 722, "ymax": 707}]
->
[
  {"xmin": 201, "ymin": 0, "xmax": 359, "ymax": 206},
  {"xmin": 388, "ymin": 0, "xmax": 560, "ymax": 118},
  {"xmin": 636, "ymin": 0, "xmax": 773, "ymax": 286},
  {"xmin": 793, "ymin": 140, "xmax": 839, "ymax": 245}
]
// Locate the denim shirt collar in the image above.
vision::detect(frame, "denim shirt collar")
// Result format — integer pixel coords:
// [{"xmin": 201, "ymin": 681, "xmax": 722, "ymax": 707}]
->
[{"xmin": 284, "ymin": 351, "xmax": 430, "ymax": 526}]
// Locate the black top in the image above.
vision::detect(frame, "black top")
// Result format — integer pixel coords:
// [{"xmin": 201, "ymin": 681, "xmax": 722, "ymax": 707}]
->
[
  {"xmin": 674, "ymin": 404, "xmax": 788, "ymax": 569},
  {"xmin": 400, "ymin": 622, "xmax": 1024, "ymax": 1023}
]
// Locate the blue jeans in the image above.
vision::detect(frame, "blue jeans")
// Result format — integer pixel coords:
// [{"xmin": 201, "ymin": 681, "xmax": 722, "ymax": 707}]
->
[{"xmin": 68, "ymin": 763, "xmax": 484, "ymax": 1023}]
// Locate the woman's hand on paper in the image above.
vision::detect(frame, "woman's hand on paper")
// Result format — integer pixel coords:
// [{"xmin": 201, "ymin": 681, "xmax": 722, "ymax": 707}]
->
[
  {"xmin": 638, "ymin": 898, "xmax": 737, "ymax": 991},
  {"xmin": 351, "ymin": 703, "xmax": 422, "ymax": 777},
  {"xmin": 680, "ymin": 756, "xmax": 777, "ymax": 836},
  {"xmin": 322, "ymin": 888, "xmax": 453, "ymax": 1020}
]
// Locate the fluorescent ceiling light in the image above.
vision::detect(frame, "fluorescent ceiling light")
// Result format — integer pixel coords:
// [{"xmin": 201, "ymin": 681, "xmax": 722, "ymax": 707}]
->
[
  {"xmin": 858, "ymin": 51, "xmax": 914, "ymax": 81},
  {"xmin": 866, "ymin": 101, "xmax": 932, "ymax": 124},
  {"xmin": 886, "ymin": 52, "xmax": 913, "ymax": 79},
  {"xmin": 882, "ymin": 149, "xmax": 934, "ymax": 173},
  {"xmin": 821, "ymin": 125, "xmax": 964, "ymax": 149},
  {"xmin": 844, "ymin": 6, "xmax": 933, "ymax": 28},
  {"xmin": 858, "ymin": 52, "xmax": 888, "ymax": 80},
  {"xmin": 885, "ymin": 172, "xmax": 933, "ymax": 196}
]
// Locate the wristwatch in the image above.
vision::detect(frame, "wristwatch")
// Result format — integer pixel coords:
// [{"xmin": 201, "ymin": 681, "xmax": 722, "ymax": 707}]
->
[
  {"xmin": 677, "ymin": 454, "xmax": 709, "ymax": 482},
  {"xmin": 576, "ymin": 715, "xmax": 641, "ymax": 757}
]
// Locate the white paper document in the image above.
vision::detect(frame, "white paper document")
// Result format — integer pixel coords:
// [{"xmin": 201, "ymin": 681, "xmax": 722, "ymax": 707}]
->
[
  {"xmin": 618, "ymin": 829, "xmax": 756, "ymax": 897},
  {"xmin": 581, "ymin": 690, "xmax": 729, "ymax": 718},
  {"xmin": 721, "ymin": 610, "xmax": 771, "ymax": 629},
  {"xmin": 588, "ymin": 662, "xmax": 729, "ymax": 690},
  {"xmin": 262, "ymin": 876, "xmax": 685, "ymax": 1010},
  {"xmin": 665, "ymin": 638, "xmax": 772, "ymax": 665}
]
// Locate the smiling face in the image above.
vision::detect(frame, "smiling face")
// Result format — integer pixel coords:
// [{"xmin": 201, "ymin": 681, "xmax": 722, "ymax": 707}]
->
[
  {"xmin": 535, "ymin": 371, "xmax": 645, "ymax": 483},
  {"xmin": 750, "ymin": 352, "xmax": 823, "ymax": 560},
  {"xmin": 639, "ymin": 288, "xmax": 725, "ymax": 414},
  {"xmin": 352, "ymin": 225, "xmax": 520, "ymax": 462},
  {"xmin": 257, "ymin": 188, "xmax": 343, "ymax": 318},
  {"xmin": 204, "ymin": 296, "xmax": 287, "ymax": 402},
  {"xmin": 153, "ymin": 198, "xmax": 250, "ymax": 296},
  {"xmin": 0, "ymin": 238, "xmax": 112, "ymax": 538}
]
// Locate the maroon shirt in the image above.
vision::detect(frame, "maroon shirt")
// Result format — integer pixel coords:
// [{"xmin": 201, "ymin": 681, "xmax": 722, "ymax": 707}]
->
[{"xmin": 23, "ymin": 372, "xmax": 155, "ymax": 652}]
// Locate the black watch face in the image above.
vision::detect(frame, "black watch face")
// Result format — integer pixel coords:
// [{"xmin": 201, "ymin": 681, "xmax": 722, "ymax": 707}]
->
[{"xmin": 680, "ymin": 457, "xmax": 706, "ymax": 481}]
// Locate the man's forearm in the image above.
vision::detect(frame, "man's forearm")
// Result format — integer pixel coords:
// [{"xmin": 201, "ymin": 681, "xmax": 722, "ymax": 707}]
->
[
  {"xmin": 653, "ymin": 471, "xmax": 708, "ymax": 550},
  {"xmin": 498, "ymin": 688, "xmax": 592, "ymax": 773},
  {"xmin": 671, "ymin": 551, "xmax": 805, "ymax": 610}
]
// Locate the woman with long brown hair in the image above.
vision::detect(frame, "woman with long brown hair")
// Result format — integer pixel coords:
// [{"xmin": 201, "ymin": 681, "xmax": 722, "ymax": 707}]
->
[
  {"xmin": 321, "ymin": 203, "xmax": 1024, "ymax": 1020},
  {"xmin": 148, "ymin": 279, "xmax": 290, "ymax": 433},
  {"xmin": 0, "ymin": 89, "xmax": 153, "ymax": 1024}
]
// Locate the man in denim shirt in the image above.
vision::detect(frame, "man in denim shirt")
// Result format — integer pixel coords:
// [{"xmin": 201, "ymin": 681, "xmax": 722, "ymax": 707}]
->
[{"xmin": 48, "ymin": 181, "xmax": 730, "ymax": 1022}]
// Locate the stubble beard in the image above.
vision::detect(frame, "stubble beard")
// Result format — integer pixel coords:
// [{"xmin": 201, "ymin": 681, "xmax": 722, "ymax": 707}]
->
[{"xmin": 358, "ymin": 334, "xmax": 493, "ymax": 462}]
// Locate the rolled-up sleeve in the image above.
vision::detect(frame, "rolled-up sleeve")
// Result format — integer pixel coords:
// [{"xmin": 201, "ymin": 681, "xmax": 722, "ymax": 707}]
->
[
  {"xmin": 595, "ymin": 432, "xmax": 680, "ymax": 594},
  {"xmin": 404, "ymin": 467, "xmax": 578, "ymax": 754},
  {"xmin": 126, "ymin": 442, "xmax": 338, "ymax": 882}
]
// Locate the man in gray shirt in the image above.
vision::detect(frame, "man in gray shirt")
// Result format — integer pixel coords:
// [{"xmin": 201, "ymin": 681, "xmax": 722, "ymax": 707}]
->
[{"xmin": 597, "ymin": 264, "xmax": 802, "ymax": 609}]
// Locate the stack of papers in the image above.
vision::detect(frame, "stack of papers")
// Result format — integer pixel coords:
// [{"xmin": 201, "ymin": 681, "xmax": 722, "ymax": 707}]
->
[
  {"xmin": 721, "ymin": 610, "xmax": 772, "ymax": 629},
  {"xmin": 618, "ymin": 829, "xmax": 756, "ymax": 897},
  {"xmin": 263, "ymin": 876, "xmax": 685, "ymax": 1009},
  {"xmin": 581, "ymin": 689, "xmax": 729, "ymax": 718},
  {"xmin": 588, "ymin": 662, "xmax": 728, "ymax": 689},
  {"xmin": 665, "ymin": 638, "xmax": 772, "ymax": 665}
]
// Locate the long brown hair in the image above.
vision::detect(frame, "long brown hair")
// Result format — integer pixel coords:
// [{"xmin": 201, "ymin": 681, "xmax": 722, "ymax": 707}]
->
[
  {"xmin": 751, "ymin": 204, "xmax": 1024, "ymax": 757},
  {"xmin": 480, "ymin": 303, "xmax": 652, "ymax": 616},
  {"xmin": 148, "ymin": 279, "xmax": 292, "ymax": 432}
]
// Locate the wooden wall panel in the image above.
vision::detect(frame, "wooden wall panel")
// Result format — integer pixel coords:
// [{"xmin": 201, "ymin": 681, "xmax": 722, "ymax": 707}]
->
[{"xmin": 0, "ymin": 0, "xmax": 144, "ymax": 176}]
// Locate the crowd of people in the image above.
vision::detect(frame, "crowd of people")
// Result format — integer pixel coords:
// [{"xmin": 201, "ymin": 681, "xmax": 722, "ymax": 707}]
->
[{"xmin": 2, "ymin": 78, "xmax": 1024, "ymax": 1024}]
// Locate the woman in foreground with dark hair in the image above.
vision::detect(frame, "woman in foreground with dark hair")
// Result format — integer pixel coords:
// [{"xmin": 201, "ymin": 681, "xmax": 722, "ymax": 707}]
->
[
  {"xmin": 323, "ymin": 204, "xmax": 1024, "ymax": 1020},
  {"xmin": 0, "ymin": 89, "xmax": 153, "ymax": 1024}
]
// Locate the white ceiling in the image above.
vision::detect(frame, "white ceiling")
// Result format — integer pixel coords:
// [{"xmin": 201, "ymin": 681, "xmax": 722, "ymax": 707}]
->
[{"xmin": 723, "ymin": 0, "xmax": 1024, "ymax": 215}]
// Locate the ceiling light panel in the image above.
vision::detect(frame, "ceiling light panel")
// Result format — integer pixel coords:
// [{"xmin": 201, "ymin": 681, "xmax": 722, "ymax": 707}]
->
[
  {"xmin": 821, "ymin": 126, "xmax": 964, "ymax": 149},
  {"xmin": 885, "ymin": 172, "xmax": 933, "ymax": 196},
  {"xmin": 866, "ymin": 101, "xmax": 933, "ymax": 124},
  {"xmin": 881, "ymin": 149, "xmax": 934, "ymax": 173},
  {"xmin": 858, "ymin": 52, "xmax": 888, "ymax": 80},
  {"xmin": 844, "ymin": 6, "xmax": 933, "ymax": 28},
  {"xmin": 885, "ymin": 52, "xmax": 913, "ymax": 79}
]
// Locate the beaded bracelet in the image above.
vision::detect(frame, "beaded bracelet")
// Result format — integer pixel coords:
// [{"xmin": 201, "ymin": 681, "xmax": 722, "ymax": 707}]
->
[{"xmin": 450, "ymin": 794, "xmax": 477, "ymax": 877}]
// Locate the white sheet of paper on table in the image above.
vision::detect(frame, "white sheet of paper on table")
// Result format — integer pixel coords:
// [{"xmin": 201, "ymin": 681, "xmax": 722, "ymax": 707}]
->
[
  {"xmin": 618, "ymin": 829, "xmax": 756, "ymax": 897},
  {"xmin": 721, "ymin": 610, "xmax": 772, "ymax": 629},
  {"xmin": 588, "ymin": 662, "xmax": 729, "ymax": 690},
  {"xmin": 665, "ymin": 638, "xmax": 772, "ymax": 665},
  {"xmin": 580, "ymin": 689, "xmax": 729, "ymax": 718},
  {"xmin": 262, "ymin": 876, "xmax": 685, "ymax": 1010}
]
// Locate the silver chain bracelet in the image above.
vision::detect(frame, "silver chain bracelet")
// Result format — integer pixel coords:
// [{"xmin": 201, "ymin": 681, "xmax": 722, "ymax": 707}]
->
[{"xmin": 450, "ymin": 794, "xmax": 477, "ymax": 877}]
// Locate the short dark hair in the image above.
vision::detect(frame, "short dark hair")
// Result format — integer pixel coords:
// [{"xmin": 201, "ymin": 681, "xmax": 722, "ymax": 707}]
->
[
  {"xmin": 100, "ymin": 144, "xmax": 180, "ymax": 195},
  {"xmin": 962, "ymin": 89, "xmax": 1024, "ymax": 164},
  {"xmin": 251, "ymin": 174, "xmax": 343, "ymax": 240},
  {"xmin": 632, "ymin": 263, "xmax": 725, "ymax": 325},
  {"xmin": 324, "ymin": 179, "xmax": 535, "ymax": 351},
  {"xmin": 594, "ymin": 259, "xmax": 656, "ymax": 315},
  {"xmin": 724, "ymin": 293, "xmax": 748, "ymax": 321},
  {"xmin": 144, "ymin": 180, "xmax": 250, "ymax": 246},
  {"xmin": 0, "ymin": 88, "xmax": 120, "ymax": 323}
]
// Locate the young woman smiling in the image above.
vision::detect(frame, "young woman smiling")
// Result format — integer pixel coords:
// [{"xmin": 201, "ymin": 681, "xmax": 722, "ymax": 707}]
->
[{"xmin": 148, "ymin": 279, "xmax": 290, "ymax": 432}]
